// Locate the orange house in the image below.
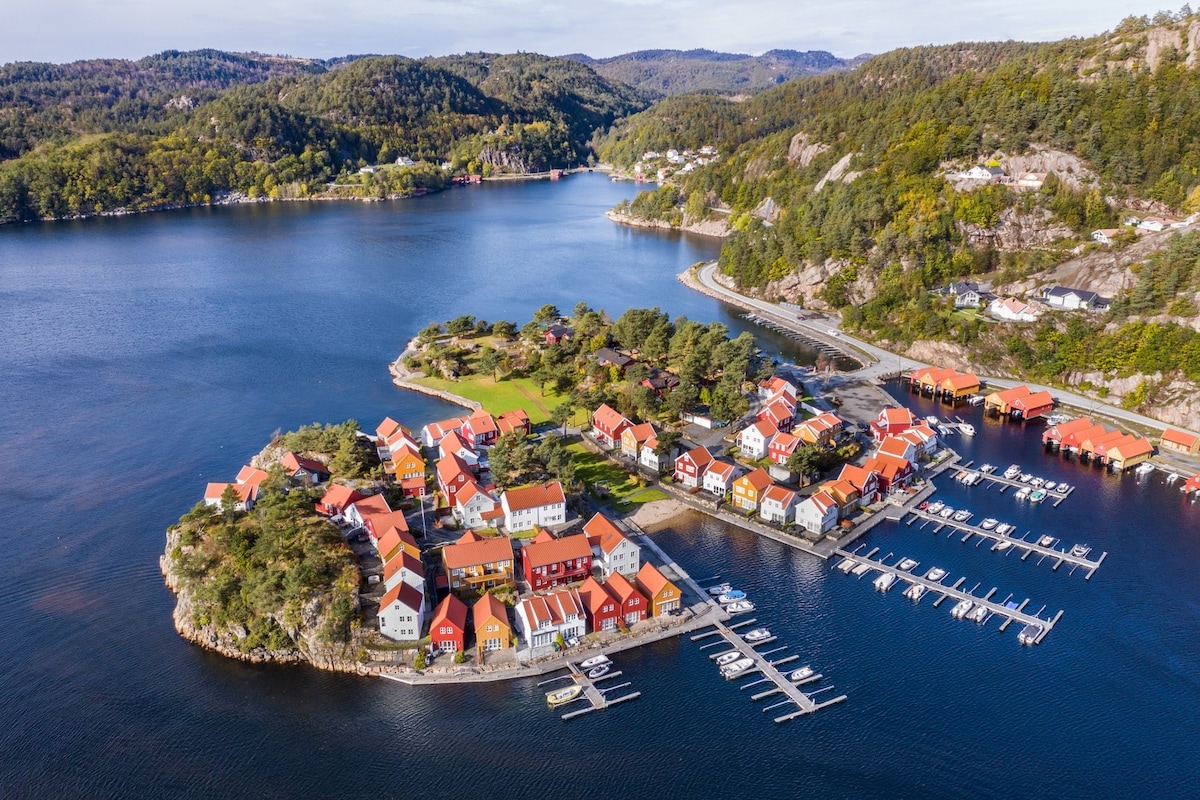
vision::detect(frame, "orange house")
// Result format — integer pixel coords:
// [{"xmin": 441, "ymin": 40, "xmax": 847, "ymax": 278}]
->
[
  {"xmin": 386, "ymin": 443, "xmax": 426, "ymax": 481},
  {"xmin": 1160, "ymin": 428, "xmax": 1200, "ymax": 455},
  {"xmin": 473, "ymin": 593, "xmax": 512, "ymax": 656},
  {"xmin": 731, "ymin": 468, "xmax": 773, "ymax": 512},
  {"xmin": 635, "ymin": 562, "xmax": 682, "ymax": 617},
  {"xmin": 441, "ymin": 531, "xmax": 515, "ymax": 596}
]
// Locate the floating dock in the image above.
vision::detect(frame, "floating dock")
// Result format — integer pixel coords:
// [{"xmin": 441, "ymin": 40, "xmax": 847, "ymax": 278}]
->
[
  {"xmin": 836, "ymin": 549, "xmax": 1063, "ymax": 645},
  {"xmin": 552, "ymin": 660, "xmax": 642, "ymax": 721},
  {"xmin": 691, "ymin": 620, "xmax": 846, "ymax": 723},
  {"xmin": 904, "ymin": 509, "xmax": 1106, "ymax": 580},
  {"xmin": 950, "ymin": 464, "xmax": 1075, "ymax": 506},
  {"xmin": 740, "ymin": 313, "xmax": 857, "ymax": 362}
]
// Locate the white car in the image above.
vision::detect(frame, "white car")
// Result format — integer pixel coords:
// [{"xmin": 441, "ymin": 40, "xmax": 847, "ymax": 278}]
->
[{"xmin": 827, "ymin": 329, "xmax": 840, "ymax": 336}]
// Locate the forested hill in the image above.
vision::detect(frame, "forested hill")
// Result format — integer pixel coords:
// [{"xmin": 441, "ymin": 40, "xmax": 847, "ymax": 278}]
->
[
  {"xmin": 0, "ymin": 49, "xmax": 646, "ymax": 223},
  {"xmin": 563, "ymin": 48, "xmax": 867, "ymax": 97}
]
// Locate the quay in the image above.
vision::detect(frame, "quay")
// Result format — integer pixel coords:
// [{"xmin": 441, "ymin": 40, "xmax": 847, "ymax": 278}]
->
[
  {"xmin": 952, "ymin": 463, "xmax": 1075, "ymax": 506},
  {"xmin": 689, "ymin": 618, "xmax": 846, "ymax": 723},
  {"xmin": 904, "ymin": 509, "xmax": 1107, "ymax": 579},
  {"xmin": 836, "ymin": 548, "xmax": 1063, "ymax": 644}
]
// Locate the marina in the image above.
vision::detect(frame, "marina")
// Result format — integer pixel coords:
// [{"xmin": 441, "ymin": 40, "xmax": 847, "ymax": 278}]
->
[
  {"xmin": 903, "ymin": 510, "xmax": 1107, "ymax": 579},
  {"xmin": 691, "ymin": 618, "xmax": 846, "ymax": 723},
  {"xmin": 946, "ymin": 462, "xmax": 1076, "ymax": 506},
  {"xmin": 837, "ymin": 547, "xmax": 1064, "ymax": 645},
  {"xmin": 541, "ymin": 658, "xmax": 643, "ymax": 721}
]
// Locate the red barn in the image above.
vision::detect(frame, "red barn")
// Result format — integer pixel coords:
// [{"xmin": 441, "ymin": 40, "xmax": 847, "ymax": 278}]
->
[{"xmin": 521, "ymin": 530, "xmax": 593, "ymax": 591}]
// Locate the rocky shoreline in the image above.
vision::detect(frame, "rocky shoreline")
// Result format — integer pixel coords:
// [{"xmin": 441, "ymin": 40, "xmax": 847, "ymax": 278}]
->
[
  {"xmin": 606, "ymin": 210, "xmax": 730, "ymax": 238},
  {"xmin": 388, "ymin": 337, "xmax": 480, "ymax": 411}
]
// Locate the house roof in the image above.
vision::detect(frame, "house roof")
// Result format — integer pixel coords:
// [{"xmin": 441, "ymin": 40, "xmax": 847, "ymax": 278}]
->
[
  {"xmin": 1045, "ymin": 286, "xmax": 1100, "ymax": 302},
  {"xmin": 878, "ymin": 407, "xmax": 916, "ymax": 427},
  {"xmin": 496, "ymin": 409, "xmax": 530, "ymax": 434},
  {"xmin": 440, "ymin": 430, "xmax": 472, "ymax": 455},
  {"xmin": 592, "ymin": 403, "xmax": 629, "ymax": 432},
  {"xmin": 679, "ymin": 444, "xmax": 713, "ymax": 468},
  {"xmin": 762, "ymin": 485, "xmax": 797, "ymax": 506},
  {"xmin": 738, "ymin": 468, "xmax": 773, "ymax": 492},
  {"xmin": 464, "ymin": 410, "xmax": 498, "ymax": 436},
  {"xmin": 625, "ymin": 422, "xmax": 657, "ymax": 445},
  {"xmin": 739, "ymin": 419, "xmax": 778, "ymax": 441},
  {"xmin": 594, "ymin": 347, "xmax": 634, "ymax": 367},
  {"xmin": 442, "ymin": 534, "xmax": 514, "ymax": 569},
  {"xmin": 235, "ymin": 465, "xmax": 269, "ymax": 487},
  {"xmin": 1161, "ymin": 428, "xmax": 1199, "ymax": 448},
  {"xmin": 827, "ymin": 479, "xmax": 859, "ymax": 503},
  {"xmin": 503, "ymin": 481, "xmax": 565, "ymax": 511},
  {"xmin": 473, "ymin": 593, "xmax": 508, "ymax": 633},
  {"xmin": 1010, "ymin": 390, "xmax": 1054, "ymax": 411},
  {"xmin": 430, "ymin": 594, "xmax": 468, "ymax": 631},
  {"xmin": 545, "ymin": 323, "xmax": 574, "ymax": 338},
  {"xmin": 1107, "ymin": 437, "xmax": 1153, "ymax": 460},
  {"xmin": 837, "ymin": 464, "xmax": 878, "ymax": 493},
  {"xmin": 1065, "ymin": 424, "xmax": 1111, "ymax": 447},
  {"xmin": 436, "ymin": 453, "xmax": 472, "ymax": 485},
  {"xmin": 1045, "ymin": 417, "xmax": 1094, "ymax": 440},
  {"xmin": 520, "ymin": 587, "xmax": 583, "ymax": 627},
  {"xmin": 204, "ymin": 482, "xmax": 257, "ymax": 503},
  {"xmin": 281, "ymin": 452, "xmax": 329, "ymax": 476},
  {"xmin": 316, "ymin": 483, "xmax": 363, "ymax": 512},
  {"xmin": 604, "ymin": 570, "xmax": 645, "ymax": 605},
  {"xmin": 762, "ymin": 399, "xmax": 795, "ymax": 423},
  {"xmin": 863, "ymin": 455, "xmax": 910, "ymax": 481},
  {"xmin": 769, "ymin": 431, "xmax": 800, "ymax": 454},
  {"xmin": 456, "ymin": 481, "xmax": 495, "ymax": 509},
  {"xmin": 582, "ymin": 512, "xmax": 630, "ymax": 555},
  {"xmin": 878, "ymin": 437, "xmax": 915, "ymax": 459},
  {"xmin": 705, "ymin": 460, "xmax": 738, "ymax": 481},
  {"xmin": 943, "ymin": 373, "xmax": 980, "ymax": 391},
  {"xmin": 364, "ymin": 509, "xmax": 409, "ymax": 537},
  {"xmin": 635, "ymin": 562, "xmax": 676, "ymax": 598},
  {"xmin": 578, "ymin": 577, "xmax": 617, "ymax": 615},
  {"xmin": 379, "ymin": 580, "xmax": 423, "ymax": 613},
  {"xmin": 424, "ymin": 416, "xmax": 468, "ymax": 440},
  {"xmin": 348, "ymin": 494, "xmax": 391, "ymax": 519},
  {"xmin": 376, "ymin": 416, "xmax": 405, "ymax": 441},
  {"xmin": 383, "ymin": 550, "xmax": 423, "ymax": 584},
  {"xmin": 803, "ymin": 490, "xmax": 838, "ymax": 514},
  {"xmin": 523, "ymin": 532, "xmax": 591, "ymax": 569},
  {"xmin": 376, "ymin": 525, "xmax": 416, "ymax": 560}
]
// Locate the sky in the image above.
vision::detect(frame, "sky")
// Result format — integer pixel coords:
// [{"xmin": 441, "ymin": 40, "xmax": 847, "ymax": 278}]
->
[{"xmin": 1, "ymin": 0, "xmax": 1185, "ymax": 64}]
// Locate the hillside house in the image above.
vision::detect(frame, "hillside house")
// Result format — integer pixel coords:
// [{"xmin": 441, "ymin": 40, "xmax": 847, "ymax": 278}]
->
[{"xmin": 1043, "ymin": 286, "xmax": 1105, "ymax": 311}]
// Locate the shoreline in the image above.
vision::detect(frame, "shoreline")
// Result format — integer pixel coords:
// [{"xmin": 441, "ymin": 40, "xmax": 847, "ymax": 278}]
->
[
  {"xmin": 388, "ymin": 338, "xmax": 480, "ymax": 412},
  {"xmin": 606, "ymin": 210, "xmax": 730, "ymax": 238}
]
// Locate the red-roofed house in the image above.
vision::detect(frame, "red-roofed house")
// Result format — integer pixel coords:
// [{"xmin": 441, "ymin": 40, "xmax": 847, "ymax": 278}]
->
[
  {"xmin": 235, "ymin": 465, "xmax": 269, "ymax": 489},
  {"xmin": 473, "ymin": 593, "xmax": 511, "ymax": 655},
  {"xmin": 204, "ymin": 482, "xmax": 258, "ymax": 512},
  {"xmin": 578, "ymin": 576, "xmax": 621, "ymax": 632},
  {"xmin": 436, "ymin": 454, "xmax": 473, "ymax": 506},
  {"xmin": 767, "ymin": 431, "xmax": 802, "ymax": 466},
  {"xmin": 794, "ymin": 489, "xmax": 838, "ymax": 535},
  {"xmin": 703, "ymin": 460, "xmax": 741, "ymax": 498},
  {"xmin": 439, "ymin": 430, "xmax": 478, "ymax": 468},
  {"xmin": 758, "ymin": 376, "xmax": 798, "ymax": 400},
  {"xmin": 605, "ymin": 571, "xmax": 648, "ymax": 625},
  {"xmin": 496, "ymin": 409, "xmax": 532, "ymax": 437},
  {"xmin": 1160, "ymin": 428, "xmax": 1200, "ymax": 455},
  {"xmin": 1107, "ymin": 437, "xmax": 1153, "ymax": 471},
  {"xmin": 314, "ymin": 484, "xmax": 365, "ymax": 517},
  {"xmin": 378, "ymin": 581, "xmax": 425, "ymax": 642},
  {"xmin": 877, "ymin": 436, "xmax": 918, "ymax": 464},
  {"xmin": 825, "ymin": 478, "xmax": 861, "ymax": 517},
  {"xmin": 1184, "ymin": 475, "xmax": 1200, "ymax": 495},
  {"xmin": 759, "ymin": 485, "xmax": 798, "ymax": 525},
  {"xmin": 1061, "ymin": 423, "xmax": 1110, "ymax": 456},
  {"xmin": 584, "ymin": 512, "xmax": 640, "ymax": 578},
  {"xmin": 382, "ymin": 550, "xmax": 425, "ymax": 592},
  {"xmin": 758, "ymin": 398, "xmax": 796, "ymax": 433},
  {"xmin": 454, "ymin": 481, "xmax": 501, "ymax": 529},
  {"xmin": 515, "ymin": 588, "xmax": 585, "ymax": 648},
  {"xmin": 441, "ymin": 532, "xmax": 515, "ymax": 595},
  {"xmin": 281, "ymin": 452, "xmax": 330, "ymax": 484},
  {"xmin": 837, "ymin": 463, "xmax": 882, "ymax": 504},
  {"xmin": 592, "ymin": 403, "xmax": 631, "ymax": 449},
  {"xmin": 430, "ymin": 594, "xmax": 468, "ymax": 653},
  {"xmin": 737, "ymin": 420, "xmax": 778, "ymax": 460},
  {"xmin": 521, "ymin": 531, "xmax": 593, "ymax": 591},
  {"xmin": 461, "ymin": 410, "xmax": 499, "ymax": 448},
  {"xmin": 385, "ymin": 442, "xmax": 426, "ymax": 482},
  {"xmin": 794, "ymin": 412, "xmax": 844, "ymax": 448},
  {"xmin": 345, "ymin": 493, "xmax": 391, "ymax": 529},
  {"xmin": 870, "ymin": 407, "xmax": 917, "ymax": 441},
  {"xmin": 421, "ymin": 416, "xmax": 468, "ymax": 450},
  {"xmin": 635, "ymin": 563, "xmax": 681, "ymax": 617},
  {"xmin": 621, "ymin": 422, "xmax": 657, "ymax": 459},
  {"xmin": 862, "ymin": 455, "xmax": 913, "ymax": 494},
  {"xmin": 1009, "ymin": 390, "xmax": 1055, "ymax": 421},
  {"xmin": 731, "ymin": 468, "xmax": 772, "ymax": 511},
  {"xmin": 375, "ymin": 525, "xmax": 418, "ymax": 562},
  {"xmin": 674, "ymin": 445, "xmax": 713, "ymax": 488},
  {"xmin": 501, "ymin": 481, "xmax": 566, "ymax": 532}
]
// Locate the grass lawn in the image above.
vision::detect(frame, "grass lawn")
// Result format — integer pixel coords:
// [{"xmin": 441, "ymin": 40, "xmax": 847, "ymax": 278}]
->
[
  {"xmin": 567, "ymin": 443, "xmax": 668, "ymax": 512},
  {"xmin": 411, "ymin": 374, "xmax": 568, "ymax": 425}
]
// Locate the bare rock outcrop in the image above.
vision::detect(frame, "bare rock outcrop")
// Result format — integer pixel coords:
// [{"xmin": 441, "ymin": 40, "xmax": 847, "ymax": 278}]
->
[
  {"xmin": 788, "ymin": 132, "xmax": 829, "ymax": 167},
  {"xmin": 814, "ymin": 153, "xmax": 859, "ymax": 193},
  {"xmin": 956, "ymin": 206, "xmax": 1074, "ymax": 251}
]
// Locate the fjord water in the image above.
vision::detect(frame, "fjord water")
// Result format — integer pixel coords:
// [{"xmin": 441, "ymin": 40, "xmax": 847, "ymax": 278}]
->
[{"xmin": 1, "ymin": 175, "xmax": 1198, "ymax": 797}]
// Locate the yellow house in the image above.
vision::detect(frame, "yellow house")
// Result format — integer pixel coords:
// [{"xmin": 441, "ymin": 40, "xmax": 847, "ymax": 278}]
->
[
  {"xmin": 635, "ymin": 562, "xmax": 682, "ymax": 617},
  {"xmin": 442, "ymin": 531, "xmax": 515, "ymax": 596},
  {"xmin": 473, "ymin": 593, "xmax": 512, "ymax": 656},
  {"xmin": 386, "ymin": 443, "xmax": 426, "ymax": 481},
  {"xmin": 731, "ymin": 468, "xmax": 773, "ymax": 512}
]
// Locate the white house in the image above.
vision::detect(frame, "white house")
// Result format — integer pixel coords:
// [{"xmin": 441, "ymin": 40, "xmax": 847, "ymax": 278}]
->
[
  {"xmin": 514, "ymin": 588, "xmax": 586, "ymax": 649},
  {"xmin": 794, "ymin": 490, "xmax": 839, "ymax": 535},
  {"xmin": 759, "ymin": 485, "xmax": 798, "ymax": 525},
  {"xmin": 1091, "ymin": 228, "xmax": 1123, "ymax": 245},
  {"xmin": 439, "ymin": 431, "xmax": 479, "ymax": 469},
  {"xmin": 1136, "ymin": 217, "xmax": 1167, "ymax": 233},
  {"xmin": 1015, "ymin": 171, "xmax": 1047, "ymax": 189},
  {"xmin": 736, "ymin": 420, "xmax": 778, "ymax": 460},
  {"xmin": 639, "ymin": 435, "xmax": 673, "ymax": 474},
  {"xmin": 454, "ymin": 481, "xmax": 500, "ymax": 529},
  {"xmin": 501, "ymin": 481, "xmax": 567, "ymax": 532},
  {"xmin": 584, "ymin": 512, "xmax": 641, "ymax": 578},
  {"xmin": 961, "ymin": 165, "xmax": 1005, "ymax": 182},
  {"xmin": 989, "ymin": 297, "xmax": 1043, "ymax": 322},
  {"xmin": 703, "ymin": 460, "xmax": 741, "ymax": 497},
  {"xmin": 382, "ymin": 551, "xmax": 425, "ymax": 592},
  {"xmin": 1043, "ymin": 286, "xmax": 1104, "ymax": 311},
  {"xmin": 377, "ymin": 581, "xmax": 425, "ymax": 642},
  {"xmin": 344, "ymin": 494, "xmax": 391, "ymax": 529}
]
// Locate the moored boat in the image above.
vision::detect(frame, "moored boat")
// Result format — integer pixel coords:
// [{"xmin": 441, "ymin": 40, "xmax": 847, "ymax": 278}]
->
[
  {"xmin": 1029, "ymin": 488, "xmax": 1047, "ymax": 503},
  {"xmin": 587, "ymin": 663, "xmax": 612, "ymax": 679},
  {"xmin": 980, "ymin": 517, "xmax": 998, "ymax": 530},
  {"xmin": 994, "ymin": 540, "xmax": 1012, "ymax": 552},
  {"xmin": 903, "ymin": 582, "xmax": 926, "ymax": 601},
  {"xmin": 952, "ymin": 509, "xmax": 972, "ymax": 522},
  {"xmin": 1038, "ymin": 535, "xmax": 1056, "ymax": 547},
  {"xmin": 725, "ymin": 600, "xmax": 755, "ymax": 614},
  {"xmin": 715, "ymin": 651, "xmax": 741, "ymax": 666},
  {"xmin": 1004, "ymin": 465, "xmax": 1021, "ymax": 479},
  {"xmin": 706, "ymin": 583, "xmax": 731, "ymax": 596},
  {"xmin": 928, "ymin": 500, "xmax": 946, "ymax": 514},
  {"xmin": 874, "ymin": 572, "xmax": 896, "ymax": 592},
  {"xmin": 742, "ymin": 628, "xmax": 772, "ymax": 643},
  {"xmin": 1055, "ymin": 483, "xmax": 1070, "ymax": 493},
  {"xmin": 979, "ymin": 463, "xmax": 995, "ymax": 473},
  {"xmin": 939, "ymin": 506, "xmax": 955, "ymax": 518},
  {"xmin": 789, "ymin": 666, "xmax": 814, "ymax": 682},
  {"xmin": 838, "ymin": 557, "xmax": 857, "ymax": 574},
  {"xmin": 897, "ymin": 558, "xmax": 918, "ymax": 571},
  {"xmin": 718, "ymin": 590, "xmax": 747, "ymax": 604},
  {"xmin": 967, "ymin": 605, "xmax": 988, "ymax": 623},
  {"xmin": 721, "ymin": 657, "xmax": 755, "ymax": 677},
  {"xmin": 926, "ymin": 567, "xmax": 947, "ymax": 582},
  {"xmin": 1018, "ymin": 623, "xmax": 1043, "ymax": 645},
  {"xmin": 578, "ymin": 655, "xmax": 610, "ymax": 670},
  {"xmin": 995, "ymin": 523, "xmax": 1014, "ymax": 535},
  {"xmin": 958, "ymin": 423, "xmax": 976, "ymax": 436},
  {"xmin": 1015, "ymin": 487, "xmax": 1031, "ymax": 500},
  {"xmin": 851, "ymin": 562, "xmax": 872, "ymax": 577},
  {"xmin": 1044, "ymin": 481, "xmax": 1056, "ymax": 490},
  {"xmin": 951, "ymin": 599, "xmax": 974, "ymax": 619},
  {"xmin": 1070, "ymin": 543, "xmax": 1091, "ymax": 558},
  {"xmin": 546, "ymin": 684, "xmax": 583, "ymax": 706}
]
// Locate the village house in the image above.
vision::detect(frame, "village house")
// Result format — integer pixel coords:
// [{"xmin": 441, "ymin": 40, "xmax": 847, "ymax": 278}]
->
[
  {"xmin": 430, "ymin": 594, "xmax": 468, "ymax": 654},
  {"xmin": 758, "ymin": 396, "xmax": 796, "ymax": 433},
  {"xmin": 514, "ymin": 588, "xmax": 586, "ymax": 648},
  {"xmin": 544, "ymin": 323, "xmax": 574, "ymax": 345},
  {"xmin": 420, "ymin": 416, "xmax": 468, "ymax": 450},
  {"xmin": 578, "ymin": 576, "xmax": 621, "ymax": 632},
  {"xmin": 1136, "ymin": 217, "xmax": 1170, "ymax": 233},
  {"xmin": 862, "ymin": 454, "xmax": 914, "ymax": 494},
  {"xmin": 344, "ymin": 493, "xmax": 391, "ymax": 529},
  {"xmin": 436, "ymin": 453, "xmax": 473, "ymax": 506},
  {"xmin": 583, "ymin": 512, "xmax": 640, "ymax": 578},
  {"xmin": 638, "ymin": 432, "xmax": 674, "ymax": 474},
  {"xmin": 877, "ymin": 436, "xmax": 918, "ymax": 465},
  {"xmin": 384, "ymin": 441, "xmax": 425, "ymax": 482},
  {"xmin": 362, "ymin": 508, "xmax": 408, "ymax": 545},
  {"xmin": 377, "ymin": 581, "xmax": 425, "ymax": 642},
  {"xmin": 837, "ymin": 463, "xmax": 883, "ymax": 504},
  {"xmin": 501, "ymin": 481, "xmax": 567, "ymax": 532},
  {"xmin": 947, "ymin": 280, "xmax": 985, "ymax": 308},
  {"xmin": 1015, "ymin": 171, "xmax": 1047, "ymax": 189},
  {"xmin": 313, "ymin": 483, "xmax": 365, "ymax": 517},
  {"xmin": 604, "ymin": 571, "xmax": 649, "ymax": 626},
  {"xmin": 640, "ymin": 368, "xmax": 680, "ymax": 397},
  {"xmin": 897, "ymin": 424, "xmax": 940, "ymax": 459},
  {"xmin": 989, "ymin": 297, "xmax": 1043, "ymax": 323},
  {"xmin": 382, "ymin": 550, "xmax": 424, "ymax": 592},
  {"xmin": 621, "ymin": 422, "xmax": 657, "ymax": 460},
  {"xmin": 731, "ymin": 468, "xmax": 773, "ymax": 512},
  {"xmin": 758, "ymin": 375, "xmax": 797, "ymax": 401},
  {"xmin": 460, "ymin": 410, "xmax": 500, "ymax": 448},
  {"xmin": 235, "ymin": 465, "xmax": 269, "ymax": 489},
  {"xmin": 825, "ymin": 478, "xmax": 861, "ymax": 518},
  {"xmin": 453, "ymin": 481, "xmax": 502, "ymax": 529},
  {"xmin": 203, "ymin": 481, "xmax": 258, "ymax": 512},
  {"xmin": 961, "ymin": 165, "xmax": 1006, "ymax": 182},
  {"xmin": 594, "ymin": 347, "xmax": 635, "ymax": 371},
  {"xmin": 1042, "ymin": 286, "xmax": 1105, "ymax": 311},
  {"xmin": 591, "ymin": 403, "xmax": 631, "ymax": 449},
  {"xmin": 280, "ymin": 452, "xmax": 331, "ymax": 485},
  {"xmin": 473, "ymin": 593, "xmax": 511, "ymax": 656},
  {"xmin": 759, "ymin": 484, "xmax": 798, "ymax": 525},
  {"xmin": 1091, "ymin": 228, "xmax": 1123, "ymax": 245},
  {"xmin": 794, "ymin": 411, "xmax": 844, "ymax": 448},
  {"xmin": 674, "ymin": 444, "xmax": 713, "ymax": 488},
  {"xmin": 521, "ymin": 530, "xmax": 593, "ymax": 591},
  {"xmin": 496, "ymin": 409, "xmax": 532, "ymax": 437},
  {"xmin": 793, "ymin": 489, "xmax": 839, "ymax": 535},
  {"xmin": 703, "ymin": 460, "xmax": 741, "ymax": 497},
  {"xmin": 375, "ymin": 416, "xmax": 417, "ymax": 460},
  {"xmin": 767, "ymin": 431, "xmax": 801, "ymax": 466},
  {"xmin": 439, "ymin": 431, "xmax": 479, "ymax": 471},
  {"xmin": 736, "ymin": 420, "xmax": 778, "ymax": 460},
  {"xmin": 636, "ymin": 562, "xmax": 682, "ymax": 617},
  {"xmin": 441, "ymin": 531, "xmax": 515, "ymax": 595},
  {"xmin": 375, "ymin": 525, "xmax": 418, "ymax": 563},
  {"xmin": 870, "ymin": 407, "xmax": 917, "ymax": 441},
  {"xmin": 1160, "ymin": 428, "xmax": 1200, "ymax": 455}
]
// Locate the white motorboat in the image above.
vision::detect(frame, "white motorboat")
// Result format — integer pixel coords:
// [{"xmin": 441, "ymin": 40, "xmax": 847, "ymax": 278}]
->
[
  {"xmin": 718, "ymin": 590, "xmax": 747, "ymax": 604},
  {"xmin": 952, "ymin": 509, "xmax": 972, "ymax": 522},
  {"xmin": 706, "ymin": 583, "xmax": 731, "ymax": 596},
  {"xmin": 715, "ymin": 651, "xmax": 741, "ymax": 666},
  {"xmin": 980, "ymin": 517, "xmax": 998, "ymax": 530},
  {"xmin": 725, "ymin": 600, "xmax": 755, "ymax": 614},
  {"xmin": 1044, "ymin": 481, "xmax": 1056, "ymax": 490},
  {"xmin": 587, "ymin": 663, "xmax": 612, "ymax": 679},
  {"xmin": 1030, "ymin": 477, "xmax": 1045, "ymax": 488},
  {"xmin": 1038, "ymin": 535, "xmax": 1056, "ymax": 547},
  {"xmin": 951, "ymin": 599, "xmax": 974, "ymax": 619},
  {"xmin": 939, "ymin": 506, "xmax": 955, "ymax": 518},
  {"xmin": 994, "ymin": 540, "xmax": 1012, "ymax": 552},
  {"xmin": 1029, "ymin": 489, "xmax": 1047, "ymax": 503},
  {"xmin": 937, "ymin": 424, "xmax": 951, "ymax": 436},
  {"xmin": 897, "ymin": 558, "xmax": 918, "ymax": 571},
  {"xmin": 1055, "ymin": 483, "xmax": 1070, "ymax": 493},
  {"xmin": 1015, "ymin": 487, "xmax": 1031, "ymax": 500},
  {"xmin": 979, "ymin": 463, "xmax": 995, "ymax": 473},
  {"xmin": 838, "ymin": 557, "xmax": 857, "ymax": 574},
  {"xmin": 1004, "ymin": 465, "xmax": 1021, "ymax": 479},
  {"xmin": 742, "ymin": 628, "xmax": 772, "ymax": 643},
  {"xmin": 789, "ymin": 666, "xmax": 814, "ymax": 682},
  {"xmin": 1136, "ymin": 462, "xmax": 1155, "ymax": 476},
  {"xmin": 926, "ymin": 567, "xmax": 947, "ymax": 582},
  {"xmin": 1018, "ymin": 473, "xmax": 1033, "ymax": 483},
  {"xmin": 874, "ymin": 572, "xmax": 896, "ymax": 592},
  {"xmin": 995, "ymin": 523, "xmax": 1014, "ymax": 535},
  {"xmin": 1018, "ymin": 623, "xmax": 1043, "ymax": 645},
  {"xmin": 1070, "ymin": 543, "xmax": 1091, "ymax": 558},
  {"xmin": 925, "ymin": 415, "xmax": 940, "ymax": 425},
  {"xmin": 721, "ymin": 657, "xmax": 756, "ymax": 677},
  {"xmin": 578, "ymin": 655, "xmax": 611, "ymax": 670},
  {"xmin": 967, "ymin": 605, "xmax": 988, "ymax": 623},
  {"xmin": 958, "ymin": 423, "xmax": 976, "ymax": 436},
  {"xmin": 927, "ymin": 500, "xmax": 946, "ymax": 514},
  {"xmin": 903, "ymin": 582, "xmax": 926, "ymax": 601}
]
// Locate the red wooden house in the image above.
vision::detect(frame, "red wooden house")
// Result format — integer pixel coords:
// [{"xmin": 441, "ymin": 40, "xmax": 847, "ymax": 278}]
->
[
  {"xmin": 862, "ymin": 454, "xmax": 913, "ymax": 494},
  {"xmin": 496, "ymin": 409, "xmax": 532, "ymax": 437},
  {"xmin": 578, "ymin": 576, "xmax": 621, "ymax": 632},
  {"xmin": 603, "ymin": 571, "xmax": 648, "ymax": 626},
  {"xmin": 869, "ymin": 407, "xmax": 917, "ymax": 441},
  {"xmin": 674, "ymin": 445, "xmax": 713, "ymax": 488},
  {"xmin": 430, "ymin": 594, "xmax": 468, "ymax": 654},
  {"xmin": 544, "ymin": 324, "xmax": 574, "ymax": 345},
  {"xmin": 436, "ymin": 453, "xmax": 472, "ymax": 506},
  {"xmin": 837, "ymin": 463, "xmax": 883, "ymax": 504},
  {"xmin": 460, "ymin": 410, "xmax": 499, "ymax": 448},
  {"xmin": 757, "ymin": 397, "xmax": 795, "ymax": 433},
  {"xmin": 314, "ymin": 484, "xmax": 365, "ymax": 517},
  {"xmin": 767, "ymin": 431, "xmax": 801, "ymax": 466},
  {"xmin": 521, "ymin": 530, "xmax": 593, "ymax": 591},
  {"xmin": 592, "ymin": 403, "xmax": 632, "ymax": 449}
]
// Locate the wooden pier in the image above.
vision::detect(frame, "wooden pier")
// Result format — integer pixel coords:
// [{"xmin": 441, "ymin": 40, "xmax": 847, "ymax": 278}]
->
[
  {"xmin": 553, "ymin": 660, "xmax": 642, "ymax": 720},
  {"xmin": 835, "ymin": 549, "xmax": 1063, "ymax": 644},
  {"xmin": 904, "ymin": 509, "xmax": 1106, "ymax": 579},
  {"xmin": 950, "ymin": 464, "xmax": 1075, "ymax": 507},
  {"xmin": 691, "ymin": 619, "xmax": 846, "ymax": 723}
]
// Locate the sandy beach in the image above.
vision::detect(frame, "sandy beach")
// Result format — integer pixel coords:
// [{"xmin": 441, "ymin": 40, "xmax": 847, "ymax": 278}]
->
[{"xmin": 628, "ymin": 498, "xmax": 692, "ymax": 530}]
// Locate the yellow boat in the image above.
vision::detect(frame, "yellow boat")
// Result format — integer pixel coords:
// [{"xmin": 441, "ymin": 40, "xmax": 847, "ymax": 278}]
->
[{"xmin": 546, "ymin": 684, "xmax": 583, "ymax": 707}]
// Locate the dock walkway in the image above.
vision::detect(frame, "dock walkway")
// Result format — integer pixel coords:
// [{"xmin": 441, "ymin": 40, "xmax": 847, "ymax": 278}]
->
[
  {"xmin": 951, "ymin": 464, "xmax": 1076, "ymax": 506},
  {"xmin": 835, "ymin": 548, "xmax": 1062, "ymax": 644}
]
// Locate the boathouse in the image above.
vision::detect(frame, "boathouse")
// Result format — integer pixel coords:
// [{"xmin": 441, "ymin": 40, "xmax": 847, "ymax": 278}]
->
[
  {"xmin": 1079, "ymin": 429, "xmax": 1127, "ymax": 463},
  {"xmin": 1043, "ymin": 417, "xmax": 1094, "ymax": 450},
  {"xmin": 1106, "ymin": 437, "xmax": 1154, "ymax": 471},
  {"xmin": 939, "ymin": 372, "xmax": 981, "ymax": 402},
  {"xmin": 1160, "ymin": 428, "xmax": 1200, "ymax": 455},
  {"xmin": 984, "ymin": 385, "xmax": 1054, "ymax": 420}
]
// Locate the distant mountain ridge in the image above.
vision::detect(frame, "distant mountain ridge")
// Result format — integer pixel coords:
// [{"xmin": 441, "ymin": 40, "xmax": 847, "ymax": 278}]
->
[{"xmin": 563, "ymin": 48, "xmax": 868, "ymax": 97}]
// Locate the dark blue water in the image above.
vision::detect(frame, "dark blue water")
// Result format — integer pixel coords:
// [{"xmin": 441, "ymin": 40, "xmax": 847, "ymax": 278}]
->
[{"xmin": 2, "ymin": 176, "xmax": 1198, "ymax": 797}]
